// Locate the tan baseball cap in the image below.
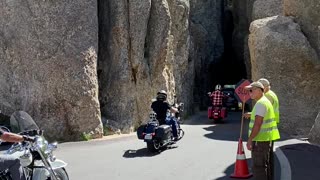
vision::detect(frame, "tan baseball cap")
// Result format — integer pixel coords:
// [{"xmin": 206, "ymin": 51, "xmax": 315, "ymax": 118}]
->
[
  {"xmin": 245, "ymin": 81, "xmax": 264, "ymax": 90},
  {"xmin": 258, "ymin": 78, "xmax": 270, "ymax": 88}
]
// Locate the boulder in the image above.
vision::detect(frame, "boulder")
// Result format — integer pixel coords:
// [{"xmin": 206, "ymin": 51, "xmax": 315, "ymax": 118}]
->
[
  {"xmin": 98, "ymin": 0, "xmax": 192, "ymax": 132},
  {"xmin": 249, "ymin": 15, "xmax": 320, "ymax": 136},
  {"xmin": 252, "ymin": 0, "xmax": 282, "ymax": 21},
  {"xmin": 283, "ymin": 0, "xmax": 320, "ymax": 58}
]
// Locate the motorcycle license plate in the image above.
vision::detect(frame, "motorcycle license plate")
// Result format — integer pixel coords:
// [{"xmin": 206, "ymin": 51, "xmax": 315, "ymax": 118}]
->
[
  {"xmin": 144, "ymin": 134, "xmax": 152, "ymax": 140},
  {"xmin": 214, "ymin": 113, "xmax": 218, "ymax": 115}
]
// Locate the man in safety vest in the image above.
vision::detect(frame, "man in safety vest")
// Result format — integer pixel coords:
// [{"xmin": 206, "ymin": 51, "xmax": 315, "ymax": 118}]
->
[
  {"xmin": 258, "ymin": 78, "xmax": 280, "ymax": 124},
  {"xmin": 244, "ymin": 81, "xmax": 280, "ymax": 180}
]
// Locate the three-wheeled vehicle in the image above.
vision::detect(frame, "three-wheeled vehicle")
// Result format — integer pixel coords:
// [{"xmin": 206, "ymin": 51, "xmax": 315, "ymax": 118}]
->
[{"xmin": 207, "ymin": 92, "xmax": 228, "ymax": 122}]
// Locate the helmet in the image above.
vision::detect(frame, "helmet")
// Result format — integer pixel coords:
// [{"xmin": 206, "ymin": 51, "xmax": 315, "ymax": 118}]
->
[
  {"xmin": 157, "ymin": 90, "xmax": 167, "ymax": 96},
  {"xmin": 215, "ymin": 84, "xmax": 221, "ymax": 90},
  {"xmin": 156, "ymin": 90, "xmax": 167, "ymax": 100},
  {"xmin": 149, "ymin": 111, "xmax": 157, "ymax": 121}
]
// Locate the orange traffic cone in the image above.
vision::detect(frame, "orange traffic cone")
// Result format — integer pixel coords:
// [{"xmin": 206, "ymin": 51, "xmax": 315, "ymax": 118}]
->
[{"xmin": 230, "ymin": 138, "xmax": 253, "ymax": 179}]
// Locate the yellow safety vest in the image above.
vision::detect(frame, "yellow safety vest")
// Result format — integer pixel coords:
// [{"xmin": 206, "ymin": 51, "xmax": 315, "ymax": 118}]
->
[
  {"xmin": 249, "ymin": 96, "xmax": 280, "ymax": 141},
  {"xmin": 265, "ymin": 90, "xmax": 280, "ymax": 124}
]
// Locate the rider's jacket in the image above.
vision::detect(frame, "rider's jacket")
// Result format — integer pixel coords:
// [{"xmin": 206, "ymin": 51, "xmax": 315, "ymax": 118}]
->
[
  {"xmin": 151, "ymin": 100, "xmax": 171, "ymax": 124},
  {"xmin": 210, "ymin": 90, "xmax": 225, "ymax": 107}
]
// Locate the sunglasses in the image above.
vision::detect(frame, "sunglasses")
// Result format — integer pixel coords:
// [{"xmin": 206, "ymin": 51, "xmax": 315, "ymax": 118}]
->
[
  {"xmin": 249, "ymin": 87, "xmax": 263, "ymax": 93},
  {"xmin": 249, "ymin": 88, "xmax": 257, "ymax": 93}
]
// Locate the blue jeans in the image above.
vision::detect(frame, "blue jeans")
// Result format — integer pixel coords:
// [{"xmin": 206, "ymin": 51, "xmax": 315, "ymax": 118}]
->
[{"xmin": 166, "ymin": 117, "xmax": 178, "ymax": 138}]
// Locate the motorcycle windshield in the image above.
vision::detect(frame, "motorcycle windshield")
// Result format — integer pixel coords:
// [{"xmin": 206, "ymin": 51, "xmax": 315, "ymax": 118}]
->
[{"xmin": 10, "ymin": 111, "xmax": 39, "ymax": 133}]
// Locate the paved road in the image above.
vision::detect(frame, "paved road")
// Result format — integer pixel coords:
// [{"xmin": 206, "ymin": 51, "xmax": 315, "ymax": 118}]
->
[{"xmin": 55, "ymin": 111, "xmax": 280, "ymax": 180}]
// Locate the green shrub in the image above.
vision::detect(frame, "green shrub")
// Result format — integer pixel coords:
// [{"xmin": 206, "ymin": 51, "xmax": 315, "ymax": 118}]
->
[
  {"xmin": 103, "ymin": 126, "xmax": 114, "ymax": 136},
  {"xmin": 80, "ymin": 132, "xmax": 93, "ymax": 141}
]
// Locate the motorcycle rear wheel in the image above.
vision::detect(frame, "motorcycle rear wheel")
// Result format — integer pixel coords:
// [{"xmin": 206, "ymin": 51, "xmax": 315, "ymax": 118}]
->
[{"xmin": 146, "ymin": 142, "xmax": 160, "ymax": 153}]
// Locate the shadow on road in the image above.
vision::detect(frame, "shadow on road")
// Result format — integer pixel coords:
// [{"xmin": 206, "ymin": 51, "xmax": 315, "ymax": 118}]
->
[
  {"xmin": 203, "ymin": 125, "xmax": 243, "ymax": 142},
  {"xmin": 122, "ymin": 148, "xmax": 159, "ymax": 158},
  {"xmin": 214, "ymin": 151, "xmax": 281, "ymax": 180},
  {"xmin": 187, "ymin": 111, "xmax": 292, "ymax": 143},
  {"xmin": 122, "ymin": 146, "xmax": 178, "ymax": 158},
  {"xmin": 201, "ymin": 111, "xmax": 250, "ymax": 142},
  {"xmin": 183, "ymin": 111, "xmax": 242, "ymax": 125},
  {"xmin": 213, "ymin": 158, "xmax": 253, "ymax": 180}
]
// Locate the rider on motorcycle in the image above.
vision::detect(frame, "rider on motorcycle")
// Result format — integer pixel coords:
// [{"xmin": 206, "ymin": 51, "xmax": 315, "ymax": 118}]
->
[
  {"xmin": 0, "ymin": 127, "xmax": 34, "ymax": 180},
  {"xmin": 151, "ymin": 90, "xmax": 179, "ymax": 140},
  {"xmin": 208, "ymin": 84, "xmax": 228, "ymax": 107}
]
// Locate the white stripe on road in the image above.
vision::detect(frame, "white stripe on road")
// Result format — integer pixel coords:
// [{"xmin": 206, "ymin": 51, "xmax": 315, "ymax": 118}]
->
[{"xmin": 274, "ymin": 146, "xmax": 291, "ymax": 180}]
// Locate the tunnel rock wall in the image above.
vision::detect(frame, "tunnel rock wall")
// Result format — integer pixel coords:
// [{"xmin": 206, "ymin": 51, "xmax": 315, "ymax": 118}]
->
[
  {"xmin": 232, "ymin": 0, "xmax": 283, "ymax": 79},
  {"xmin": 282, "ymin": 0, "xmax": 320, "ymax": 142},
  {"xmin": 0, "ymin": 1, "xmax": 102, "ymax": 141},
  {"xmin": 98, "ymin": 0, "xmax": 193, "ymax": 132},
  {"xmin": 189, "ymin": 0, "xmax": 224, "ymax": 109}
]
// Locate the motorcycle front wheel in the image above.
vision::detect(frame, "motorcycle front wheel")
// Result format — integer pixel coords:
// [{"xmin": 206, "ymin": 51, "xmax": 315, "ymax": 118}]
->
[
  {"xmin": 32, "ymin": 168, "xmax": 69, "ymax": 180},
  {"xmin": 43, "ymin": 168, "xmax": 68, "ymax": 180}
]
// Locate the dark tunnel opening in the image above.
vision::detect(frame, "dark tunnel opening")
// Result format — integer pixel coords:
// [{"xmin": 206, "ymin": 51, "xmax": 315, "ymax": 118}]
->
[
  {"xmin": 199, "ymin": 2, "xmax": 247, "ymax": 111},
  {"xmin": 207, "ymin": 5, "xmax": 247, "ymax": 92}
]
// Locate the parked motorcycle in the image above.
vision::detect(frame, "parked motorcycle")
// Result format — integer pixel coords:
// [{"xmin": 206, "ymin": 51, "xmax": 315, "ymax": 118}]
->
[
  {"xmin": 0, "ymin": 111, "xmax": 69, "ymax": 180},
  {"xmin": 137, "ymin": 103, "xmax": 185, "ymax": 153}
]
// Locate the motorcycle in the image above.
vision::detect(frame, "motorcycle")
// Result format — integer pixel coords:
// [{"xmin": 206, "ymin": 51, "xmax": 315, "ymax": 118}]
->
[
  {"xmin": 207, "ymin": 92, "xmax": 228, "ymax": 122},
  {"xmin": 137, "ymin": 102, "xmax": 185, "ymax": 153},
  {"xmin": 0, "ymin": 111, "xmax": 69, "ymax": 180}
]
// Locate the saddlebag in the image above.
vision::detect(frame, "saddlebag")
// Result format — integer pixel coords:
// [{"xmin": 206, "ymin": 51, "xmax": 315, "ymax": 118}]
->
[
  {"xmin": 137, "ymin": 124, "xmax": 147, "ymax": 139},
  {"xmin": 145, "ymin": 121, "xmax": 158, "ymax": 133},
  {"xmin": 155, "ymin": 125, "xmax": 172, "ymax": 140}
]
